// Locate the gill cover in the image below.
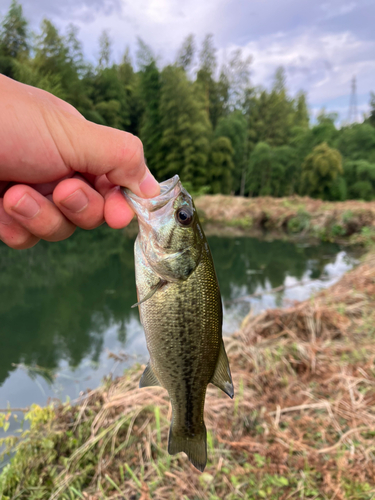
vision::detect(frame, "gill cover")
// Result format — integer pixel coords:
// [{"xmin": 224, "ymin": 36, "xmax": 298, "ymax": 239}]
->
[{"xmin": 122, "ymin": 175, "xmax": 204, "ymax": 284}]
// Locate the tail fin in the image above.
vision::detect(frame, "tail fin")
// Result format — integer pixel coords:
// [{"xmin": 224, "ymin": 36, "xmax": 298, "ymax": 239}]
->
[{"xmin": 168, "ymin": 423, "xmax": 207, "ymax": 472}]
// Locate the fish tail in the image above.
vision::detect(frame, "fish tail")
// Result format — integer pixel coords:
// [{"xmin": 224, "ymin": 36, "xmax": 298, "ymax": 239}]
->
[{"xmin": 168, "ymin": 423, "xmax": 207, "ymax": 472}]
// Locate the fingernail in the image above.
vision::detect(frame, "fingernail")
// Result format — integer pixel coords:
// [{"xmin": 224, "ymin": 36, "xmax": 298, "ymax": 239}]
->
[
  {"xmin": 139, "ymin": 171, "xmax": 160, "ymax": 198},
  {"xmin": 60, "ymin": 189, "xmax": 88, "ymax": 213},
  {"xmin": 12, "ymin": 193, "xmax": 40, "ymax": 219},
  {"xmin": 0, "ymin": 200, "xmax": 13, "ymax": 225}
]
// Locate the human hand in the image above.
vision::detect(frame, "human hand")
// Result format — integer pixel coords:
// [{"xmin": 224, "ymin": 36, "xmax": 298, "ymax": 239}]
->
[{"xmin": 0, "ymin": 74, "xmax": 160, "ymax": 249}]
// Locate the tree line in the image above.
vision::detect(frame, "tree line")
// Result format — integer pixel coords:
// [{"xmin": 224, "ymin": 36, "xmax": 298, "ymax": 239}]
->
[{"xmin": 1, "ymin": 0, "xmax": 375, "ymax": 201}]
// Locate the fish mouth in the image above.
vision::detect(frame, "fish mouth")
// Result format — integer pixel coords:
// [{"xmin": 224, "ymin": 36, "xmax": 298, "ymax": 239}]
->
[
  {"xmin": 159, "ymin": 175, "xmax": 180, "ymax": 196},
  {"xmin": 122, "ymin": 175, "xmax": 183, "ymax": 218}
]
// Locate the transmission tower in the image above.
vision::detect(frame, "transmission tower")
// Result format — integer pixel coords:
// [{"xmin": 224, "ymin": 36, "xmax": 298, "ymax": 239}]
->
[{"xmin": 347, "ymin": 76, "xmax": 358, "ymax": 124}]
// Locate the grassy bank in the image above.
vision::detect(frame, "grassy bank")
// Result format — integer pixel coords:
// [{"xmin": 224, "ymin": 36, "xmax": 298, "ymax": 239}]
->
[
  {"xmin": 1, "ymin": 248, "xmax": 375, "ymax": 499},
  {"xmin": 195, "ymin": 195, "xmax": 375, "ymax": 244}
]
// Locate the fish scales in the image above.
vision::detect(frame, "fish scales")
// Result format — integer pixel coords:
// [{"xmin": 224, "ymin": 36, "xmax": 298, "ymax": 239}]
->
[
  {"xmin": 122, "ymin": 175, "xmax": 234, "ymax": 472},
  {"xmin": 136, "ymin": 239, "xmax": 221, "ymax": 430}
]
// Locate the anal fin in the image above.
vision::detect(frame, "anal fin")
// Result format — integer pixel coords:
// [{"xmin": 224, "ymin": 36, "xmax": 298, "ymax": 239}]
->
[
  {"xmin": 210, "ymin": 340, "xmax": 234, "ymax": 399},
  {"xmin": 139, "ymin": 361, "xmax": 161, "ymax": 388}
]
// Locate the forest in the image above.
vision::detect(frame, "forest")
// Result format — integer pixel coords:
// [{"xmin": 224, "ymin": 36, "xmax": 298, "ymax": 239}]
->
[{"xmin": 1, "ymin": 0, "xmax": 375, "ymax": 201}]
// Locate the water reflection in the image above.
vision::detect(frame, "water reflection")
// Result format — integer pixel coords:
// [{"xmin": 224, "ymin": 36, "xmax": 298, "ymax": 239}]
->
[
  {"xmin": 0, "ymin": 225, "xmax": 356, "ymax": 407},
  {"xmin": 0, "ymin": 227, "xmax": 138, "ymax": 389}
]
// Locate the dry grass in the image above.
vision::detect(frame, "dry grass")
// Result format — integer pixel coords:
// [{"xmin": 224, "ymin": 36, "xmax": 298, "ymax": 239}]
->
[
  {"xmin": 195, "ymin": 195, "xmax": 375, "ymax": 243},
  {"xmin": 2, "ymin": 254, "xmax": 375, "ymax": 499}
]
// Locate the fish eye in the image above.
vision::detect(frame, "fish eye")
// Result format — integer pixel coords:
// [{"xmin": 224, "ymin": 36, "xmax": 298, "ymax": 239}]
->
[{"xmin": 176, "ymin": 207, "xmax": 193, "ymax": 227}]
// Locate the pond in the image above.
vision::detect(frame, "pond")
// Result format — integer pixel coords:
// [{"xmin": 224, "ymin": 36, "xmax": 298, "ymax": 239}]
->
[{"xmin": 0, "ymin": 224, "xmax": 357, "ymax": 411}]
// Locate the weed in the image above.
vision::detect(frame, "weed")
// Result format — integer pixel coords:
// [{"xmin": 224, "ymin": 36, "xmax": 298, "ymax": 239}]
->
[
  {"xmin": 342, "ymin": 209, "xmax": 354, "ymax": 223},
  {"xmin": 330, "ymin": 223, "xmax": 346, "ymax": 237},
  {"xmin": 227, "ymin": 217, "xmax": 253, "ymax": 228},
  {"xmin": 287, "ymin": 210, "xmax": 311, "ymax": 233}
]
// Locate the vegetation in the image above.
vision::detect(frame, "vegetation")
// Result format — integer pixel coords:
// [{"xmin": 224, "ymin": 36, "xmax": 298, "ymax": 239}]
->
[
  {"xmin": 300, "ymin": 142, "xmax": 343, "ymax": 200},
  {"xmin": 1, "ymin": 1, "xmax": 375, "ymax": 201},
  {"xmin": 196, "ymin": 195, "xmax": 375, "ymax": 243},
  {"xmin": 2, "ymin": 250, "xmax": 375, "ymax": 498}
]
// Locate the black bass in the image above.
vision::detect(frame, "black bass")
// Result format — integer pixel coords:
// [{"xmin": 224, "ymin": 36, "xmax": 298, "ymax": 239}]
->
[{"xmin": 122, "ymin": 175, "xmax": 233, "ymax": 472}]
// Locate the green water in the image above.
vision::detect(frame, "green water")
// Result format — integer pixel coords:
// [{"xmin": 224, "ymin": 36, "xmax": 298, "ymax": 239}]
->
[{"xmin": 0, "ymin": 225, "xmax": 355, "ymax": 409}]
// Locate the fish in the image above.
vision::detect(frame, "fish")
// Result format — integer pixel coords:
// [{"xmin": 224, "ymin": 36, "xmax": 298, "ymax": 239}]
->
[{"xmin": 122, "ymin": 175, "xmax": 234, "ymax": 472}]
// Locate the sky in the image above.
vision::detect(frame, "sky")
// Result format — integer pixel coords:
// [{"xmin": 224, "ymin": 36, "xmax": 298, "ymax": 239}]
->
[{"xmin": 1, "ymin": 0, "xmax": 374, "ymax": 123}]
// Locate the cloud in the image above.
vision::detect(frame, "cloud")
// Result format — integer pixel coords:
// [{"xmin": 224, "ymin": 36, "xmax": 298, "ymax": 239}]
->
[
  {"xmin": 223, "ymin": 28, "xmax": 374, "ymax": 118},
  {"xmin": 0, "ymin": 0, "xmax": 373, "ymax": 120},
  {"xmin": 320, "ymin": 1, "xmax": 358, "ymax": 19},
  {"xmin": 2, "ymin": 0, "xmax": 122, "ymax": 23}
]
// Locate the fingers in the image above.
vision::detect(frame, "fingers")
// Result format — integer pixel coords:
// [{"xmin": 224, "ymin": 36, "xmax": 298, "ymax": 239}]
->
[
  {"xmin": 53, "ymin": 177, "xmax": 105, "ymax": 230},
  {"xmin": 0, "ymin": 199, "xmax": 40, "ymax": 249},
  {"xmin": 0, "ymin": 174, "xmax": 134, "ymax": 250},
  {"xmin": 0, "ymin": 176, "xmax": 107, "ymax": 249},
  {"xmin": 95, "ymin": 175, "xmax": 135, "ymax": 229},
  {"xmin": 50, "ymin": 109, "xmax": 160, "ymax": 198},
  {"xmin": 3, "ymin": 185, "xmax": 76, "ymax": 242}
]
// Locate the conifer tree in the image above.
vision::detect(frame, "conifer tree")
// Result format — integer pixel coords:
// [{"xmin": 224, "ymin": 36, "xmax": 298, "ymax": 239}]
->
[
  {"xmin": 224, "ymin": 48, "xmax": 252, "ymax": 111},
  {"xmin": 158, "ymin": 65, "xmax": 211, "ymax": 187},
  {"xmin": 294, "ymin": 91, "xmax": 309, "ymax": 128},
  {"xmin": 118, "ymin": 48, "xmax": 141, "ymax": 135},
  {"xmin": 369, "ymin": 92, "xmax": 375, "ymax": 128},
  {"xmin": 312, "ymin": 110, "xmax": 338, "ymax": 146},
  {"xmin": 215, "ymin": 111, "xmax": 247, "ymax": 193},
  {"xmin": 11, "ymin": 19, "xmax": 69, "ymax": 98},
  {"xmin": 88, "ymin": 63, "xmax": 131, "ymax": 129},
  {"xmin": 208, "ymin": 137, "xmax": 235, "ymax": 194},
  {"xmin": 247, "ymin": 142, "xmax": 289, "ymax": 197},
  {"xmin": 176, "ymin": 34, "xmax": 195, "ymax": 71},
  {"xmin": 139, "ymin": 60, "xmax": 162, "ymax": 176},
  {"xmin": 336, "ymin": 123, "xmax": 375, "ymax": 163},
  {"xmin": 265, "ymin": 67, "xmax": 294, "ymax": 145},
  {"xmin": 98, "ymin": 30, "xmax": 112, "ymax": 69},
  {"xmin": 0, "ymin": 0, "xmax": 28, "ymax": 76},
  {"xmin": 196, "ymin": 34, "xmax": 224, "ymax": 128},
  {"xmin": 343, "ymin": 159, "xmax": 375, "ymax": 200}
]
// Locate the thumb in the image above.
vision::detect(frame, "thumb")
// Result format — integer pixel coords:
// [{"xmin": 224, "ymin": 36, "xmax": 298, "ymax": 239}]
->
[{"xmin": 52, "ymin": 109, "xmax": 160, "ymax": 198}]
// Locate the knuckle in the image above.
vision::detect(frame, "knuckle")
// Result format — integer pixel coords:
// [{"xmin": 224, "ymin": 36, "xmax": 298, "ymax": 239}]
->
[
  {"xmin": 42, "ymin": 221, "xmax": 76, "ymax": 242},
  {"xmin": 126, "ymin": 137, "xmax": 145, "ymax": 176},
  {"xmin": 82, "ymin": 219, "xmax": 104, "ymax": 231},
  {"xmin": 132, "ymin": 135, "xmax": 144, "ymax": 153}
]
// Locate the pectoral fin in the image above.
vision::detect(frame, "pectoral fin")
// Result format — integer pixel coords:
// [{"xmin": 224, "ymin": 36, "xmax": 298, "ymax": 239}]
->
[
  {"xmin": 139, "ymin": 361, "xmax": 161, "ymax": 388},
  {"xmin": 210, "ymin": 340, "xmax": 234, "ymax": 399},
  {"xmin": 131, "ymin": 279, "xmax": 167, "ymax": 308}
]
